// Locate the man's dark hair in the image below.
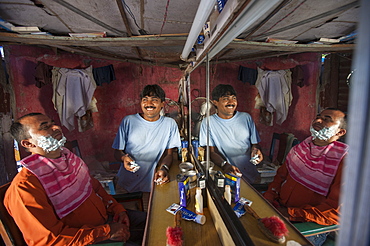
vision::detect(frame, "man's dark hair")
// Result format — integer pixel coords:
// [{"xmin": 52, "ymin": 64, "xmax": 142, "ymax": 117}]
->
[
  {"xmin": 140, "ymin": 84, "xmax": 166, "ymax": 102},
  {"xmin": 324, "ymin": 107, "xmax": 347, "ymax": 130},
  {"xmin": 10, "ymin": 112, "xmax": 43, "ymax": 143},
  {"xmin": 211, "ymin": 84, "xmax": 237, "ymax": 101}
]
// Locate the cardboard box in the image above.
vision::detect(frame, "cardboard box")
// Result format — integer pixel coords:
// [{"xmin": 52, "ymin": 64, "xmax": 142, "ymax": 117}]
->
[
  {"xmin": 225, "ymin": 173, "xmax": 240, "ymax": 203},
  {"xmin": 177, "ymin": 174, "xmax": 190, "ymax": 207},
  {"xmin": 98, "ymin": 178, "xmax": 116, "ymax": 195},
  {"xmin": 95, "ymin": 174, "xmax": 116, "ymax": 195}
]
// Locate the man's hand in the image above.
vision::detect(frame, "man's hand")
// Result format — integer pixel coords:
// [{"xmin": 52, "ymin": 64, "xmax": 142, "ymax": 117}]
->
[
  {"xmin": 154, "ymin": 169, "xmax": 169, "ymax": 185},
  {"xmin": 122, "ymin": 156, "xmax": 135, "ymax": 172},
  {"xmin": 113, "ymin": 211, "xmax": 130, "ymax": 227},
  {"xmin": 109, "ymin": 222, "xmax": 130, "ymax": 242},
  {"xmin": 251, "ymin": 146, "xmax": 263, "ymax": 165},
  {"xmin": 223, "ymin": 163, "xmax": 242, "ymax": 176}
]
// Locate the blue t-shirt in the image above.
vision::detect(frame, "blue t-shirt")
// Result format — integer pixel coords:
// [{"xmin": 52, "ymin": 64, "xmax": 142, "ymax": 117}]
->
[
  {"xmin": 112, "ymin": 114, "xmax": 181, "ymax": 192},
  {"xmin": 199, "ymin": 111, "xmax": 261, "ymax": 183}
]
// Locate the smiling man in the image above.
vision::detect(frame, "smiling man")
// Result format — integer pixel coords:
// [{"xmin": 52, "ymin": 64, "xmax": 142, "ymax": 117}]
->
[
  {"xmin": 263, "ymin": 108, "xmax": 348, "ymax": 246},
  {"xmin": 112, "ymin": 84, "xmax": 181, "ymax": 193},
  {"xmin": 199, "ymin": 84, "xmax": 263, "ymax": 183}
]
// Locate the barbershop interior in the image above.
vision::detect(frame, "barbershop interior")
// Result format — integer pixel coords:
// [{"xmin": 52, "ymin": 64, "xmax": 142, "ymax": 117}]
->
[{"xmin": 0, "ymin": 0, "xmax": 369, "ymax": 246}]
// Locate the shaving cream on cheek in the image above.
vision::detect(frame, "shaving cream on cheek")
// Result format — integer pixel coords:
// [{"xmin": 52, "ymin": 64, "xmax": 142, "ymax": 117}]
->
[
  {"xmin": 36, "ymin": 135, "xmax": 67, "ymax": 153},
  {"xmin": 310, "ymin": 125, "xmax": 338, "ymax": 141}
]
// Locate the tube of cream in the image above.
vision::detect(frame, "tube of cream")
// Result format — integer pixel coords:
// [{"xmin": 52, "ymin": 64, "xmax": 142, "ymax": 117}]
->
[
  {"xmin": 166, "ymin": 203, "xmax": 206, "ymax": 225},
  {"xmin": 233, "ymin": 197, "xmax": 253, "ymax": 218}
]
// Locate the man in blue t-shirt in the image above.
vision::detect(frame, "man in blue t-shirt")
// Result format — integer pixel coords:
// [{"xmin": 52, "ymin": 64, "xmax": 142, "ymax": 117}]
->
[
  {"xmin": 199, "ymin": 84, "xmax": 263, "ymax": 183},
  {"xmin": 112, "ymin": 84, "xmax": 181, "ymax": 192}
]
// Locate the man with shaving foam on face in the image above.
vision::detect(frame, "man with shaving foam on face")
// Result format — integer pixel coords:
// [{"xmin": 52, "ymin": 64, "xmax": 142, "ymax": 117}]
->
[
  {"xmin": 4, "ymin": 113, "xmax": 146, "ymax": 245},
  {"xmin": 263, "ymin": 108, "xmax": 348, "ymax": 246}
]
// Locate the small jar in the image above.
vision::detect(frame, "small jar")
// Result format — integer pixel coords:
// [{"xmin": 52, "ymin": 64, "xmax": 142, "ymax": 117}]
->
[
  {"xmin": 186, "ymin": 170, "xmax": 198, "ymax": 189},
  {"xmin": 179, "ymin": 162, "xmax": 194, "ymax": 173}
]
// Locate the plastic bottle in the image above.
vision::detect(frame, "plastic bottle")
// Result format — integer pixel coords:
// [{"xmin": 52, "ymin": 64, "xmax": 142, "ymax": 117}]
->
[
  {"xmin": 224, "ymin": 185, "xmax": 232, "ymax": 205},
  {"xmin": 195, "ymin": 187, "xmax": 204, "ymax": 215}
]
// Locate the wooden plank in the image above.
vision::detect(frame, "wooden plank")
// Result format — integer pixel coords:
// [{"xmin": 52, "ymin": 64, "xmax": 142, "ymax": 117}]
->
[
  {"xmin": 0, "ymin": 220, "xmax": 13, "ymax": 246},
  {"xmin": 0, "ymin": 32, "xmax": 354, "ymax": 53},
  {"xmin": 206, "ymin": 190, "xmax": 234, "ymax": 246},
  {"xmin": 144, "ymin": 160, "xmax": 222, "ymax": 246},
  {"xmin": 237, "ymin": 178, "xmax": 311, "ymax": 245},
  {"xmin": 228, "ymin": 40, "xmax": 355, "ymax": 52},
  {"xmin": 0, "ymin": 33, "xmax": 187, "ymax": 47},
  {"xmin": 144, "ymin": 156, "xmax": 310, "ymax": 245}
]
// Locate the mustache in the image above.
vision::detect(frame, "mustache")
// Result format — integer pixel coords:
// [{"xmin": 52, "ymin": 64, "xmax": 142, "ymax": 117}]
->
[
  {"xmin": 52, "ymin": 130, "xmax": 63, "ymax": 138},
  {"xmin": 312, "ymin": 123, "xmax": 322, "ymax": 129},
  {"xmin": 226, "ymin": 104, "xmax": 235, "ymax": 107}
]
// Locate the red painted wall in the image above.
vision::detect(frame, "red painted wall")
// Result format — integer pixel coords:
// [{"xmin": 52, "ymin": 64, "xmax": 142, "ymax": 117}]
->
[
  {"xmin": 188, "ymin": 53, "xmax": 320, "ymax": 157},
  {"xmin": 5, "ymin": 45, "xmax": 319, "ymax": 165}
]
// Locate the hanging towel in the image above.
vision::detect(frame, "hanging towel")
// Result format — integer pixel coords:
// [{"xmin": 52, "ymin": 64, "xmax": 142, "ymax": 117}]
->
[
  {"xmin": 238, "ymin": 65, "xmax": 257, "ymax": 85},
  {"xmin": 291, "ymin": 65, "xmax": 305, "ymax": 87},
  {"xmin": 35, "ymin": 62, "xmax": 52, "ymax": 88},
  {"xmin": 52, "ymin": 66, "xmax": 96, "ymax": 131},
  {"xmin": 93, "ymin": 64, "xmax": 116, "ymax": 86},
  {"xmin": 255, "ymin": 68, "xmax": 292, "ymax": 125}
]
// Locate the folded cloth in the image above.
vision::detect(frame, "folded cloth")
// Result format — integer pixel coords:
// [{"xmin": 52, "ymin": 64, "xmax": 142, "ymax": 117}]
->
[
  {"xmin": 286, "ymin": 137, "xmax": 348, "ymax": 196},
  {"xmin": 21, "ymin": 148, "xmax": 92, "ymax": 218}
]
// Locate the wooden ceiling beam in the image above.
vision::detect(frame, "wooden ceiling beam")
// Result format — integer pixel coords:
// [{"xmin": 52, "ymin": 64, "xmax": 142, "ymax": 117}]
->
[
  {"xmin": 216, "ymin": 51, "xmax": 306, "ymax": 63},
  {"xmin": 227, "ymin": 40, "xmax": 355, "ymax": 52},
  {"xmin": 0, "ymin": 33, "xmax": 186, "ymax": 47},
  {"xmin": 116, "ymin": 0, "xmax": 133, "ymax": 37},
  {"xmin": 115, "ymin": 0, "xmax": 144, "ymax": 60},
  {"xmin": 37, "ymin": 44, "xmax": 181, "ymax": 68}
]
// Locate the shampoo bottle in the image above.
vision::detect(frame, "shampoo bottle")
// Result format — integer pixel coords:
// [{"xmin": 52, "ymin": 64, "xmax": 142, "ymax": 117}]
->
[
  {"xmin": 195, "ymin": 187, "xmax": 204, "ymax": 215},
  {"xmin": 224, "ymin": 185, "xmax": 232, "ymax": 205}
]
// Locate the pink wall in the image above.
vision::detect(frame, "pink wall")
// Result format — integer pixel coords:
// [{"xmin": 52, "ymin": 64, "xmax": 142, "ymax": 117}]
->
[
  {"xmin": 5, "ymin": 45, "xmax": 320, "ymax": 164},
  {"xmin": 189, "ymin": 53, "xmax": 320, "ymax": 156}
]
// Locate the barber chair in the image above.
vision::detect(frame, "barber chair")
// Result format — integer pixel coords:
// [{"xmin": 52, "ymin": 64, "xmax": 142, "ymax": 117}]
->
[
  {"xmin": 0, "ymin": 183, "xmax": 127, "ymax": 246},
  {"xmin": 266, "ymin": 135, "xmax": 338, "ymax": 245},
  {"xmin": 64, "ymin": 140, "xmax": 82, "ymax": 158},
  {"xmin": 268, "ymin": 132, "xmax": 299, "ymax": 166},
  {"xmin": 253, "ymin": 132, "xmax": 299, "ymax": 192},
  {"xmin": 0, "ymin": 183, "xmax": 26, "ymax": 246}
]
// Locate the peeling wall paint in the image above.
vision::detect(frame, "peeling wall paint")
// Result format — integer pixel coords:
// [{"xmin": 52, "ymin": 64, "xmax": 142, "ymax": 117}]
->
[{"xmin": 5, "ymin": 45, "xmax": 319, "ymax": 166}]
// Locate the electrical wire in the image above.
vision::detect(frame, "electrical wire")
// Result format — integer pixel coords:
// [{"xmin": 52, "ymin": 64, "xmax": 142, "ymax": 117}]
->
[
  {"xmin": 159, "ymin": 0, "xmax": 171, "ymax": 36},
  {"xmin": 121, "ymin": 0, "xmax": 149, "ymax": 35}
]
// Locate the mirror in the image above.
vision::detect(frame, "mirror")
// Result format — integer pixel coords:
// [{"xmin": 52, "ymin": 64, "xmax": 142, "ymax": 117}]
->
[{"xmin": 185, "ymin": 54, "xmax": 255, "ymax": 246}]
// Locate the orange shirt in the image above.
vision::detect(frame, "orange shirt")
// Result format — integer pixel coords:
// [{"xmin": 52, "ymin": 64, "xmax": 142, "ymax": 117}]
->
[
  {"xmin": 4, "ymin": 168, "xmax": 126, "ymax": 246},
  {"xmin": 263, "ymin": 159, "xmax": 343, "ymax": 225}
]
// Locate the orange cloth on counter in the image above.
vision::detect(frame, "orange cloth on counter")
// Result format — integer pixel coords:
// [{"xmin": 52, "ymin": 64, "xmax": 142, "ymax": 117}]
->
[
  {"xmin": 4, "ymin": 168, "xmax": 126, "ymax": 246},
  {"xmin": 263, "ymin": 159, "xmax": 344, "ymax": 226}
]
